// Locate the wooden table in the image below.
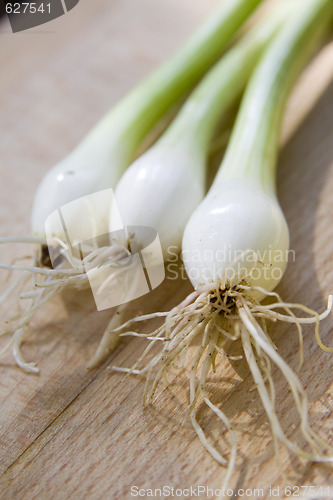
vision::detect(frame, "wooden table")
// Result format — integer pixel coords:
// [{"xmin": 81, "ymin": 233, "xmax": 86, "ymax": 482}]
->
[{"xmin": 0, "ymin": 1, "xmax": 333, "ymax": 498}]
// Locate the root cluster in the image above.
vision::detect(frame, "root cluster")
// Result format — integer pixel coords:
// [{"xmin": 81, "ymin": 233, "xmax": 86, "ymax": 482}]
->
[
  {"xmin": 111, "ymin": 282, "xmax": 333, "ymax": 478},
  {"xmin": 0, "ymin": 238, "xmax": 128, "ymax": 372}
]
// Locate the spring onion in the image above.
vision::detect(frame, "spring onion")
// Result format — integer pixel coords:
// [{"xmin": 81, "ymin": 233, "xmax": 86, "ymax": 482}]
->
[{"xmin": 112, "ymin": 0, "xmax": 333, "ymax": 479}]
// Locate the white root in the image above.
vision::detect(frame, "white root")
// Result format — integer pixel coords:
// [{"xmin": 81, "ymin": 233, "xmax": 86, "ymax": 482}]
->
[
  {"xmin": 86, "ymin": 303, "xmax": 128, "ymax": 370},
  {"xmin": 110, "ymin": 284, "xmax": 333, "ymax": 476},
  {"xmin": 0, "ymin": 241, "xmax": 131, "ymax": 372},
  {"xmin": 0, "ymin": 237, "xmax": 47, "ymax": 245}
]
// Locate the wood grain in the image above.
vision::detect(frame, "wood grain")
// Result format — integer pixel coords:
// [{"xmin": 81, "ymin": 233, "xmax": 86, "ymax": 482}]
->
[{"xmin": 0, "ymin": 1, "xmax": 333, "ymax": 499}]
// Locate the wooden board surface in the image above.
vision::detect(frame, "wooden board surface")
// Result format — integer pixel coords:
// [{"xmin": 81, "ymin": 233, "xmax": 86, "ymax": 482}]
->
[{"xmin": 0, "ymin": 1, "xmax": 333, "ymax": 499}]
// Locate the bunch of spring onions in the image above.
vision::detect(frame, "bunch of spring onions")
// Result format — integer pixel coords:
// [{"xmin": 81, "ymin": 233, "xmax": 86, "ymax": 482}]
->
[
  {"xmin": 0, "ymin": 0, "xmax": 333, "ymax": 480},
  {"xmin": 0, "ymin": 0, "xmax": 263, "ymax": 372},
  {"xmin": 108, "ymin": 0, "xmax": 333, "ymax": 481}
]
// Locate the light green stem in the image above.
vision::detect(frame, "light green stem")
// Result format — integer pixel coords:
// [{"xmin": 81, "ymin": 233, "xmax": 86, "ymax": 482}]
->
[
  {"xmin": 75, "ymin": 0, "xmax": 263, "ymax": 173},
  {"xmin": 213, "ymin": 0, "xmax": 333, "ymax": 195},
  {"xmin": 159, "ymin": 1, "xmax": 295, "ymax": 158}
]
